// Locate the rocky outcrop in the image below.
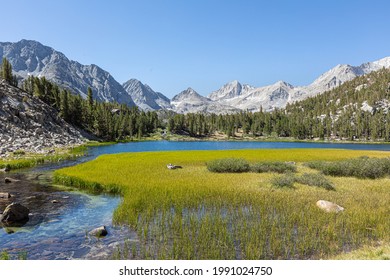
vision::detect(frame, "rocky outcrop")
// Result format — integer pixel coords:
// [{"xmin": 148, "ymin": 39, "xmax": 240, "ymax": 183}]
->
[
  {"xmin": 0, "ymin": 79, "xmax": 86, "ymax": 157},
  {"xmin": 0, "ymin": 203, "xmax": 30, "ymax": 225},
  {"xmin": 316, "ymin": 200, "xmax": 344, "ymax": 213}
]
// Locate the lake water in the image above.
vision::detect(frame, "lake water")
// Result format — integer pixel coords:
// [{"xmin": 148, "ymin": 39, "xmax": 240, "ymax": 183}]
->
[
  {"xmin": 2, "ymin": 140, "xmax": 390, "ymax": 259},
  {"xmin": 87, "ymin": 140, "xmax": 390, "ymax": 156}
]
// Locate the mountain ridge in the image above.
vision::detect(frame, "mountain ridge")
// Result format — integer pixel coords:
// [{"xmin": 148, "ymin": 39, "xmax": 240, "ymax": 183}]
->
[
  {"xmin": 0, "ymin": 39, "xmax": 136, "ymax": 107},
  {"xmin": 206, "ymin": 56, "xmax": 390, "ymax": 112},
  {"xmin": 2, "ymin": 39, "xmax": 390, "ymax": 114}
]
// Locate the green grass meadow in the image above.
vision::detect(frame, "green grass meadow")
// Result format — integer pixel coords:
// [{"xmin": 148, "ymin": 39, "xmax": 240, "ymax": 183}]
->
[{"xmin": 54, "ymin": 149, "xmax": 390, "ymax": 259}]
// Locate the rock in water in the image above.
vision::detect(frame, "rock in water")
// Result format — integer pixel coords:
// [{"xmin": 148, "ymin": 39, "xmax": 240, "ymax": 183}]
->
[
  {"xmin": 90, "ymin": 226, "xmax": 108, "ymax": 237},
  {"xmin": 1, "ymin": 203, "xmax": 30, "ymax": 224},
  {"xmin": 0, "ymin": 192, "xmax": 11, "ymax": 199},
  {"xmin": 316, "ymin": 200, "xmax": 344, "ymax": 213},
  {"xmin": 4, "ymin": 177, "xmax": 20, "ymax": 183},
  {"xmin": 0, "ymin": 166, "xmax": 10, "ymax": 172}
]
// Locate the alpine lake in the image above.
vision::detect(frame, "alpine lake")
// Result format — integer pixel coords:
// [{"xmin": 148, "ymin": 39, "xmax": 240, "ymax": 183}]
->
[{"xmin": 1, "ymin": 141, "xmax": 390, "ymax": 260}]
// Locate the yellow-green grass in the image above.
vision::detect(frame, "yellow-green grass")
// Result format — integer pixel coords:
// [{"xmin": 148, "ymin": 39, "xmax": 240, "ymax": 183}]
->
[
  {"xmin": 334, "ymin": 242, "xmax": 390, "ymax": 260},
  {"xmin": 54, "ymin": 149, "xmax": 390, "ymax": 259},
  {"xmin": 0, "ymin": 145, "xmax": 86, "ymax": 170}
]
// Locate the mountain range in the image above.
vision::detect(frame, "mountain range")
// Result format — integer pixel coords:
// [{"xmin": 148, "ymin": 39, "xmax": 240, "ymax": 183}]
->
[{"xmin": 1, "ymin": 39, "xmax": 390, "ymax": 114}]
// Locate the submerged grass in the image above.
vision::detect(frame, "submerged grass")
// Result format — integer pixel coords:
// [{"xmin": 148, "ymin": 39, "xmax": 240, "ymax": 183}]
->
[{"xmin": 54, "ymin": 149, "xmax": 390, "ymax": 259}]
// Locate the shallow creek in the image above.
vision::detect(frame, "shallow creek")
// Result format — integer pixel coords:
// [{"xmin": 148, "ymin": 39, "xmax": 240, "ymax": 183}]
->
[{"xmin": 0, "ymin": 158, "xmax": 136, "ymax": 259}]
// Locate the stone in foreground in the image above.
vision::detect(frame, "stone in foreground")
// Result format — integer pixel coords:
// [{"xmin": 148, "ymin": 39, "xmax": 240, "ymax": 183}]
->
[
  {"xmin": 90, "ymin": 226, "xmax": 108, "ymax": 237},
  {"xmin": 316, "ymin": 200, "xmax": 344, "ymax": 213},
  {"xmin": 0, "ymin": 166, "xmax": 10, "ymax": 172},
  {"xmin": 4, "ymin": 177, "xmax": 20, "ymax": 183},
  {"xmin": 1, "ymin": 203, "xmax": 30, "ymax": 225},
  {"xmin": 0, "ymin": 192, "xmax": 11, "ymax": 199}
]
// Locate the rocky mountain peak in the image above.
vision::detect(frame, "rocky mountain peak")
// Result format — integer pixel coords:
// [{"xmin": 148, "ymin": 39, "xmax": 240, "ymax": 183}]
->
[
  {"xmin": 272, "ymin": 80, "xmax": 294, "ymax": 89},
  {"xmin": 172, "ymin": 87, "xmax": 207, "ymax": 102},
  {"xmin": 208, "ymin": 80, "xmax": 243, "ymax": 101},
  {"xmin": 0, "ymin": 39, "xmax": 136, "ymax": 107},
  {"xmin": 122, "ymin": 78, "xmax": 170, "ymax": 111}
]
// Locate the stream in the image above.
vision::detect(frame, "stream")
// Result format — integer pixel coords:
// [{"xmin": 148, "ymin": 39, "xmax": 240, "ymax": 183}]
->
[{"xmin": 0, "ymin": 149, "xmax": 136, "ymax": 260}]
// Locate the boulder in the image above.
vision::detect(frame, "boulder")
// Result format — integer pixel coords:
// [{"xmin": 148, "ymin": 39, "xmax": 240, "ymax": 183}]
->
[
  {"xmin": 1, "ymin": 203, "xmax": 30, "ymax": 224},
  {"xmin": 4, "ymin": 177, "xmax": 20, "ymax": 183},
  {"xmin": 167, "ymin": 163, "xmax": 183, "ymax": 169},
  {"xmin": 0, "ymin": 166, "xmax": 10, "ymax": 172},
  {"xmin": 0, "ymin": 192, "xmax": 11, "ymax": 199},
  {"xmin": 5, "ymin": 228, "xmax": 15, "ymax": 234},
  {"xmin": 316, "ymin": 200, "xmax": 344, "ymax": 213},
  {"xmin": 89, "ymin": 226, "xmax": 108, "ymax": 237}
]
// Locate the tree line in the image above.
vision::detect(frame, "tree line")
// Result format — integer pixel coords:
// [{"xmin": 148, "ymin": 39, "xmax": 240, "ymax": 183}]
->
[
  {"xmin": 21, "ymin": 75, "xmax": 160, "ymax": 140},
  {"xmin": 3, "ymin": 56, "xmax": 390, "ymax": 142},
  {"xmin": 165, "ymin": 67, "xmax": 390, "ymax": 141}
]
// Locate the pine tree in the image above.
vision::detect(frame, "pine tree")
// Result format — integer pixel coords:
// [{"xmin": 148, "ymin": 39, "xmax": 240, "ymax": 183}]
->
[
  {"xmin": 87, "ymin": 87, "xmax": 94, "ymax": 108},
  {"xmin": 60, "ymin": 90, "xmax": 70, "ymax": 121},
  {"xmin": 0, "ymin": 57, "xmax": 18, "ymax": 86}
]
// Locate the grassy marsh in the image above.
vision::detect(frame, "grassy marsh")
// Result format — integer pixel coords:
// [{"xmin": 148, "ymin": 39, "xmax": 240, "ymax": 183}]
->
[{"xmin": 54, "ymin": 149, "xmax": 390, "ymax": 259}]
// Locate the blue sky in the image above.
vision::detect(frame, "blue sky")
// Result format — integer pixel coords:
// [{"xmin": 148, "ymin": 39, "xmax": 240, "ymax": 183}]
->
[{"xmin": 2, "ymin": 0, "xmax": 390, "ymax": 97}]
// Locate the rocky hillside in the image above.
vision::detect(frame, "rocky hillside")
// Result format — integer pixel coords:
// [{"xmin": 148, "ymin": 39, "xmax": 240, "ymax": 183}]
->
[
  {"xmin": 0, "ymin": 79, "xmax": 85, "ymax": 157},
  {"xmin": 0, "ymin": 40, "xmax": 136, "ymax": 107}
]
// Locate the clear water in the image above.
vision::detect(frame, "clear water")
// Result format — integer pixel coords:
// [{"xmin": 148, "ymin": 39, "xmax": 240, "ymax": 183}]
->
[
  {"xmin": 87, "ymin": 140, "xmax": 390, "ymax": 157},
  {"xmin": 2, "ymin": 140, "xmax": 390, "ymax": 259},
  {"xmin": 0, "ymin": 171, "xmax": 135, "ymax": 259}
]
